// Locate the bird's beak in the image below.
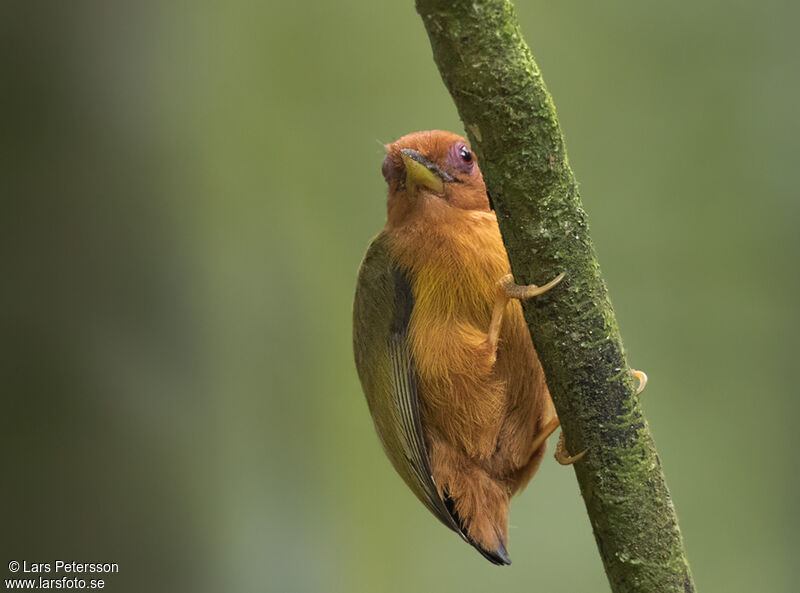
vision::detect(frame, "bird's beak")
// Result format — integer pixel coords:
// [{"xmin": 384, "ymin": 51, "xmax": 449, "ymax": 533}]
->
[{"xmin": 400, "ymin": 149, "xmax": 445, "ymax": 196}]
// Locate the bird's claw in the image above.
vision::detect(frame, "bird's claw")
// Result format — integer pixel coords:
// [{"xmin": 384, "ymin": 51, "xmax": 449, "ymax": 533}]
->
[
  {"xmin": 554, "ymin": 432, "xmax": 586, "ymax": 465},
  {"xmin": 632, "ymin": 369, "xmax": 647, "ymax": 395}
]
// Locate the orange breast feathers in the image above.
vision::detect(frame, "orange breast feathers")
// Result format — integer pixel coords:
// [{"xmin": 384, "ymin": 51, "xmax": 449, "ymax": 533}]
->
[{"xmin": 387, "ymin": 207, "xmax": 548, "ymax": 461}]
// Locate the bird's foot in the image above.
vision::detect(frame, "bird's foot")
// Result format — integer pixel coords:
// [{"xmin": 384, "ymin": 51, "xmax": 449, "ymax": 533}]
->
[
  {"xmin": 498, "ymin": 272, "xmax": 565, "ymax": 300},
  {"xmin": 551, "ymin": 370, "xmax": 646, "ymax": 466},
  {"xmin": 554, "ymin": 431, "xmax": 586, "ymax": 466},
  {"xmin": 486, "ymin": 272, "xmax": 566, "ymax": 356}
]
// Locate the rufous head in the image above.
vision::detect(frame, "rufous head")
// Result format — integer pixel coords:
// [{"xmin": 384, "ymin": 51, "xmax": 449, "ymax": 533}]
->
[{"xmin": 381, "ymin": 130, "xmax": 489, "ymax": 225}]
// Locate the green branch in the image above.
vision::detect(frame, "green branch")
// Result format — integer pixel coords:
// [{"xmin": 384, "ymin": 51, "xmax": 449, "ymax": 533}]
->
[{"xmin": 414, "ymin": 1, "xmax": 695, "ymax": 591}]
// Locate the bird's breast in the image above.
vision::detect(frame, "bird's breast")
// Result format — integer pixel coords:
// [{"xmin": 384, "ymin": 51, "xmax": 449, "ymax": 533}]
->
[{"xmin": 389, "ymin": 210, "xmax": 510, "ymax": 327}]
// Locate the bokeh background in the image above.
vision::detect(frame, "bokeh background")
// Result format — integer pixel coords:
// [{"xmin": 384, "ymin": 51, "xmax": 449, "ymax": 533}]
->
[{"xmin": 2, "ymin": 1, "xmax": 798, "ymax": 592}]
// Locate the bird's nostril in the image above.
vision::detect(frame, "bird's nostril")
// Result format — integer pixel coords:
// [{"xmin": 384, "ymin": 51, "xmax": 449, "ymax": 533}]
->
[{"xmin": 400, "ymin": 148, "xmax": 426, "ymax": 165}]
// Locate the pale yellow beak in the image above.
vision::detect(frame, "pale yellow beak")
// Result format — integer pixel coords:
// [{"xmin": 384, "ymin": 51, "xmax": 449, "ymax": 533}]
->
[{"xmin": 400, "ymin": 151, "xmax": 444, "ymax": 195}]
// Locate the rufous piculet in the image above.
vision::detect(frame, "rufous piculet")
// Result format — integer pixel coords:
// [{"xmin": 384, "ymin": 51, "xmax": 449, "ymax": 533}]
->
[{"xmin": 352, "ymin": 130, "xmax": 645, "ymax": 565}]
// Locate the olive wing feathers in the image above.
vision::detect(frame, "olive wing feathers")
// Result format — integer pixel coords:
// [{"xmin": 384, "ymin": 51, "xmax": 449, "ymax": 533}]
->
[{"xmin": 352, "ymin": 233, "xmax": 463, "ymax": 535}]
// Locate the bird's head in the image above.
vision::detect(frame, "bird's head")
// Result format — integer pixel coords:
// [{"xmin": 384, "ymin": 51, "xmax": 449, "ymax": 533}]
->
[{"xmin": 382, "ymin": 130, "xmax": 489, "ymax": 224}]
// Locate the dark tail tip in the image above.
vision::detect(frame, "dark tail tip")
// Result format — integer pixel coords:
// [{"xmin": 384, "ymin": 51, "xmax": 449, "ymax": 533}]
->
[
  {"xmin": 476, "ymin": 538, "xmax": 511, "ymax": 566},
  {"xmin": 443, "ymin": 493, "xmax": 512, "ymax": 566},
  {"xmin": 494, "ymin": 538, "xmax": 512, "ymax": 565}
]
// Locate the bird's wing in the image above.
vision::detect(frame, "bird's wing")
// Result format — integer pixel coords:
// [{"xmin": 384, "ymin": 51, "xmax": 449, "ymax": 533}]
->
[{"xmin": 353, "ymin": 233, "xmax": 464, "ymax": 536}]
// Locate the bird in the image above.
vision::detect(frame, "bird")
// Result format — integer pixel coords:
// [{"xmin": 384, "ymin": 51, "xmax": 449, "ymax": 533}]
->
[{"xmin": 352, "ymin": 130, "xmax": 645, "ymax": 565}]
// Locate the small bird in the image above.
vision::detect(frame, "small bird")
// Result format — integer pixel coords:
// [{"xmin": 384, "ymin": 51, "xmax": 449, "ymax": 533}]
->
[{"xmin": 352, "ymin": 130, "xmax": 642, "ymax": 564}]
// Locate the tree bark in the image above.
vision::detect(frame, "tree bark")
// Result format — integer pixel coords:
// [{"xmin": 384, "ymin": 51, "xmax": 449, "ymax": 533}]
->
[{"xmin": 414, "ymin": 1, "xmax": 695, "ymax": 591}]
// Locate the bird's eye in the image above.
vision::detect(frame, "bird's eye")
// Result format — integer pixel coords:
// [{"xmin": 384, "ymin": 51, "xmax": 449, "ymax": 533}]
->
[{"xmin": 448, "ymin": 141, "xmax": 475, "ymax": 174}]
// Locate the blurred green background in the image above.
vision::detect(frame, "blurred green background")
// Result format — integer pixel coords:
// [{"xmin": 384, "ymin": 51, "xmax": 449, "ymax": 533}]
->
[{"xmin": 2, "ymin": 1, "xmax": 797, "ymax": 592}]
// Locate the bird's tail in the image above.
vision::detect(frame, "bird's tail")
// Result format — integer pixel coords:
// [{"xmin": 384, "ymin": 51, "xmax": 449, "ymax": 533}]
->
[{"xmin": 443, "ymin": 494, "xmax": 511, "ymax": 565}]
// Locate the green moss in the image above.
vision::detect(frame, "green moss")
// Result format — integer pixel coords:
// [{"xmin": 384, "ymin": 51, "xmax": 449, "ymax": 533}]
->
[{"xmin": 416, "ymin": 0, "xmax": 695, "ymax": 591}]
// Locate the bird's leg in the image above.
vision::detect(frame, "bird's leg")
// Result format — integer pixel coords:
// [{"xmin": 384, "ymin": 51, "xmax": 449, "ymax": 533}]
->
[
  {"xmin": 486, "ymin": 272, "xmax": 565, "ymax": 356},
  {"xmin": 554, "ymin": 368, "xmax": 648, "ymax": 465},
  {"xmin": 528, "ymin": 415, "xmax": 561, "ymax": 454},
  {"xmin": 486, "ymin": 292, "xmax": 510, "ymax": 359}
]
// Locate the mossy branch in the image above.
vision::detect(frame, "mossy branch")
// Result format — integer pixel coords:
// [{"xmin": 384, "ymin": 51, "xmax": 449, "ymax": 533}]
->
[{"xmin": 414, "ymin": 1, "xmax": 695, "ymax": 591}]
